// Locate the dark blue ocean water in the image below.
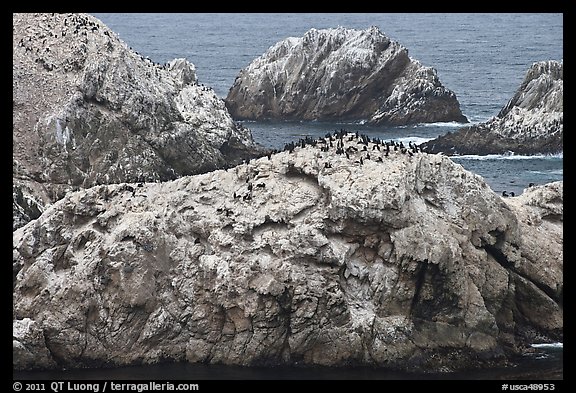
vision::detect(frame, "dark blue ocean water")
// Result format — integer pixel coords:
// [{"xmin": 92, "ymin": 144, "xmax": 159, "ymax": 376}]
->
[{"xmin": 19, "ymin": 13, "xmax": 560, "ymax": 381}]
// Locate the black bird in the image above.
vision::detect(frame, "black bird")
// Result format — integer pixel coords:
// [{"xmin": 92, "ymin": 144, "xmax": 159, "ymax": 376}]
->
[
  {"xmin": 528, "ymin": 182, "xmax": 535, "ymax": 187},
  {"xmin": 122, "ymin": 185, "xmax": 135, "ymax": 194},
  {"xmin": 502, "ymin": 191, "xmax": 508, "ymax": 197},
  {"xmin": 510, "ymin": 192, "xmax": 515, "ymax": 197}
]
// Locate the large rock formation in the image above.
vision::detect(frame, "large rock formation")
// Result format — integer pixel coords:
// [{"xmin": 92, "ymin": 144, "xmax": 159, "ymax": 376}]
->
[
  {"xmin": 13, "ymin": 13, "xmax": 262, "ymax": 230},
  {"xmin": 225, "ymin": 26, "xmax": 468, "ymax": 125},
  {"xmin": 422, "ymin": 60, "xmax": 563, "ymax": 155},
  {"xmin": 13, "ymin": 136, "xmax": 562, "ymax": 372}
]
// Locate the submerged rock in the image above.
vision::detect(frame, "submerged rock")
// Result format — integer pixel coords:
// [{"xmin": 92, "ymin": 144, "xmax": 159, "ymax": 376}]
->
[
  {"xmin": 13, "ymin": 13, "xmax": 262, "ymax": 230},
  {"xmin": 225, "ymin": 26, "xmax": 468, "ymax": 125},
  {"xmin": 422, "ymin": 60, "xmax": 563, "ymax": 155},
  {"xmin": 13, "ymin": 136, "xmax": 562, "ymax": 371}
]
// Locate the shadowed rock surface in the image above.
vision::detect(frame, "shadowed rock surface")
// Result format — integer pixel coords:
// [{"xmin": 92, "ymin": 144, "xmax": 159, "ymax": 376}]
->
[
  {"xmin": 13, "ymin": 13, "xmax": 262, "ymax": 230},
  {"xmin": 422, "ymin": 60, "xmax": 563, "ymax": 155},
  {"xmin": 225, "ymin": 26, "xmax": 468, "ymax": 126},
  {"xmin": 13, "ymin": 137, "xmax": 562, "ymax": 372}
]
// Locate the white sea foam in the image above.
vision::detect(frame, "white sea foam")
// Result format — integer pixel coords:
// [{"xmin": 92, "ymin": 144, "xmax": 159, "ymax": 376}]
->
[
  {"xmin": 529, "ymin": 169, "xmax": 564, "ymax": 175},
  {"xmin": 394, "ymin": 136, "xmax": 434, "ymax": 145},
  {"xmin": 452, "ymin": 152, "xmax": 563, "ymax": 160},
  {"xmin": 531, "ymin": 342, "xmax": 563, "ymax": 349},
  {"xmin": 417, "ymin": 121, "xmax": 466, "ymax": 128}
]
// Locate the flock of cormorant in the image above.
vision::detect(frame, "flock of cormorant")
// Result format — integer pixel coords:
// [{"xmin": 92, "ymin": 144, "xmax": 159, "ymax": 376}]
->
[
  {"xmin": 232, "ymin": 128, "xmax": 537, "ymax": 202},
  {"xmin": 228, "ymin": 128, "xmax": 429, "ymax": 203},
  {"xmin": 281, "ymin": 129, "xmax": 422, "ymax": 159}
]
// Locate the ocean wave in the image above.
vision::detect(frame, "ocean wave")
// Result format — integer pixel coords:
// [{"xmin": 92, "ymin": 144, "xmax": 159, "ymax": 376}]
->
[
  {"xmin": 417, "ymin": 121, "xmax": 467, "ymax": 128},
  {"xmin": 394, "ymin": 136, "xmax": 434, "ymax": 145},
  {"xmin": 531, "ymin": 342, "xmax": 563, "ymax": 349},
  {"xmin": 452, "ymin": 152, "xmax": 563, "ymax": 160},
  {"xmin": 529, "ymin": 169, "xmax": 564, "ymax": 175}
]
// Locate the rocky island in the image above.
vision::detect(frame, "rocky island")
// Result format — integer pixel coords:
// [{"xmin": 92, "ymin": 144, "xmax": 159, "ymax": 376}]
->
[
  {"xmin": 14, "ymin": 133, "xmax": 562, "ymax": 372},
  {"xmin": 13, "ymin": 13, "xmax": 262, "ymax": 231},
  {"xmin": 421, "ymin": 60, "xmax": 563, "ymax": 155},
  {"xmin": 225, "ymin": 26, "xmax": 468, "ymax": 126}
]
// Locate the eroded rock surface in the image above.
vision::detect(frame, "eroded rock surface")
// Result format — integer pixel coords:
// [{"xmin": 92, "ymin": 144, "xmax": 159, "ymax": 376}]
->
[
  {"xmin": 13, "ymin": 136, "xmax": 562, "ymax": 371},
  {"xmin": 13, "ymin": 13, "xmax": 261, "ymax": 230},
  {"xmin": 225, "ymin": 26, "xmax": 468, "ymax": 125},
  {"xmin": 422, "ymin": 60, "xmax": 563, "ymax": 155}
]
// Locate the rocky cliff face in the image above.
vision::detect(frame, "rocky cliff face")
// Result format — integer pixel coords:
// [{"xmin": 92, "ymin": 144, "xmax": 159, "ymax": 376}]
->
[
  {"xmin": 13, "ymin": 135, "xmax": 562, "ymax": 371},
  {"xmin": 225, "ymin": 26, "xmax": 468, "ymax": 125},
  {"xmin": 13, "ymin": 13, "xmax": 261, "ymax": 230},
  {"xmin": 422, "ymin": 60, "xmax": 563, "ymax": 155}
]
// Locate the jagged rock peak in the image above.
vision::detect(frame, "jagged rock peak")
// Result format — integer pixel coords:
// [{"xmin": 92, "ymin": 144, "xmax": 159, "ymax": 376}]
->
[
  {"xmin": 497, "ymin": 60, "xmax": 563, "ymax": 120},
  {"xmin": 14, "ymin": 135, "xmax": 561, "ymax": 371},
  {"xmin": 225, "ymin": 26, "xmax": 468, "ymax": 125},
  {"xmin": 13, "ymin": 13, "xmax": 262, "ymax": 230},
  {"xmin": 166, "ymin": 58, "xmax": 197, "ymax": 89},
  {"xmin": 421, "ymin": 60, "xmax": 563, "ymax": 155}
]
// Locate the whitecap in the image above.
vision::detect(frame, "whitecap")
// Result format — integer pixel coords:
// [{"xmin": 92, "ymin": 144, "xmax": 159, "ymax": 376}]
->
[
  {"xmin": 452, "ymin": 152, "xmax": 563, "ymax": 160},
  {"xmin": 394, "ymin": 136, "xmax": 435, "ymax": 145},
  {"xmin": 529, "ymin": 169, "xmax": 564, "ymax": 175},
  {"xmin": 530, "ymin": 342, "xmax": 563, "ymax": 349},
  {"xmin": 417, "ymin": 121, "xmax": 466, "ymax": 128}
]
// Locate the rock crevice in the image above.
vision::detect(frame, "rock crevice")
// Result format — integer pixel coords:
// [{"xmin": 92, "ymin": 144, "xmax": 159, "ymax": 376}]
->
[{"xmin": 14, "ymin": 137, "xmax": 562, "ymax": 371}]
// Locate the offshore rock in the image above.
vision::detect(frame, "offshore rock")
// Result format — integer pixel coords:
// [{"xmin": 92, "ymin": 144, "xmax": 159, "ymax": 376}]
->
[
  {"xmin": 422, "ymin": 60, "xmax": 563, "ymax": 155},
  {"xmin": 225, "ymin": 26, "xmax": 468, "ymax": 125},
  {"xmin": 13, "ymin": 13, "xmax": 261, "ymax": 230},
  {"xmin": 13, "ymin": 138, "xmax": 562, "ymax": 371}
]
